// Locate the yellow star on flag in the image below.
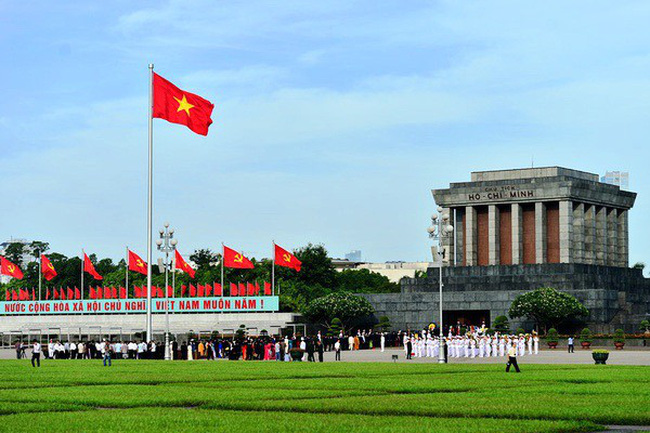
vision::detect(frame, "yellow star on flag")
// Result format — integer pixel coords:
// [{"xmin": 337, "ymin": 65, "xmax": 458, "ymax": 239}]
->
[{"xmin": 174, "ymin": 94, "xmax": 195, "ymax": 116}]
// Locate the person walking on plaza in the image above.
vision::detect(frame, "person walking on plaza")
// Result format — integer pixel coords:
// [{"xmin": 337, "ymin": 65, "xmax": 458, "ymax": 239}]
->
[
  {"xmin": 505, "ymin": 344, "xmax": 520, "ymax": 373},
  {"xmin": 334, "ymin": 339, "xmax": 341, "ymax": 361},
  {"xmin": 380, "ymin": 333, "xmax": 385, "ymax": 352},
  {"xmin": 567, "ymin": 336, "xmax": 575, "ymax": 353},
  {"xmin": 31, "ymin": 340, "xmax": 41, "ymax": 368},
  {"xmin": 101, "ymin": 340, "xmax": 112, "ymax": 367}
]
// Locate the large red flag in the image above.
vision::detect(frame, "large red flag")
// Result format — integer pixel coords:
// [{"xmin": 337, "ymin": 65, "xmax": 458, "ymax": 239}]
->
[
  {"xmin": 223, "ymin": 246, "xmax": 254, "ymax": 269},
  {"xmin": 230, "ymin": 283, "xmax": 237, "ymax": 296},
  {"xmin": 1, "ymin": 257, "xmax": 24, "ymax": 280},
  {"xmin": 274, "ymin": 244, "xmax": 302, "ymax": 272},
  {"xmin": 214, "ymin": 283, "xmax": 222, "ymax": 296},
  {"xmin": 152, "ymin": 72, "xmax": 214, "ymax": 136},
  {"xmin": 128, "ymin": 250, "xmax": 148, "ymax": 275},
  {"xmin": 83, "ymin": 253, "xmax": 103, "ymax": 280},
  {"xmin": 264, "ymin": 281, "xmax": 272, "ymax": 296},
  {"xmin": 41, "ymin": 255, "xmax": 57, "ymax": 281},
  {"xmin": 174, "ymin": 251, "xmax": 195, "ymax": 278}
]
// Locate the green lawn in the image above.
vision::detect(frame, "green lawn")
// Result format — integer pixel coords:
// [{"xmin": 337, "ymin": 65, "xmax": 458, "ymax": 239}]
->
[{"xmin": 0, "ymin": 359, "xmax": 648, "ymax": 432}]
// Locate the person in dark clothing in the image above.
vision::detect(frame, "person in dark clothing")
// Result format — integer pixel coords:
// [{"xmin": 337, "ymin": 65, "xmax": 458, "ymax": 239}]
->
[
  {"xmin": 316, "ymin": 340, "xmax": 324, "ymax": 362},
  {"xmin": 506, "ymin": 345, "xmax": 521, "ymax": 373},
  {"xmin": 406, "ymin": 338, "xmax": 413, "ymax": 360},
  {"xmin": 307, "ymin": 339, "xmax": 315, "ymax": 362}
]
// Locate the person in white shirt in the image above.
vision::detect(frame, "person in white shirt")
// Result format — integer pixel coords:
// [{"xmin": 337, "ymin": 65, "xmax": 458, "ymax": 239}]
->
[
  {"xmin": 101, "ymin": 340, "xmax": 112, "ymax": 367},
  {"xmin": 47, "ymin": 340, "xmax": 54, "ymax": 359},
  {"xmin": 31, "ymin": 340, "xmax": 42, "ymax": 367},
  {"xmin": 380, "ymin": 333, "xmax": 386, "ymax": 352},
  {"xmin": 533, "ymin": 334, "xmax": 540, "ymax": 355},
  {"xmin": 334, "ymin": 339, "xmax": 341, "ymax": 361}
]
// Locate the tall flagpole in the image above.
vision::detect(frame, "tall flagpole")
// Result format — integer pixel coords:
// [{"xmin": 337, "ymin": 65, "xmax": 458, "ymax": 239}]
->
[
  {"xmin": 38, "ymin": 253, "xmax": 42, "ymax": 301},
  {"xmin": 271, "ymin": 240, "xmax": 275, "ymax": 296},
  {"xmin": 125, "ymin": 246, "xmax": 129, "ymax": 296},
  {"xmin": 146, "ymin": 63, "xmax": 154, "ymax": 342},
  {"xmin": 80, "ymin": 249, "xmax": 84, "ymax": 299},
  {"xmin": 221, "ymin": 243, "xmax": 225, "ymax": 296}
]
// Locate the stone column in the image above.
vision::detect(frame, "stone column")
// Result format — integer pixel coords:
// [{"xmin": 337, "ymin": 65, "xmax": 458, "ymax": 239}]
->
[
  {"xmin": 511, "ymin": 203, "xmax": 523, "ymax": 265},
  {"xmin": 572, "ymin": 203, "xmax": 585, "ymax": 263},
  {"xmin": 559, "ymin": 201, "xmax": 573, "ymax": 263},
  {"xmin": 535, "ymin": 202, "xmax": 547, "ymax": 264},
  {"xmin": 465, "ymin": 206, "xmax": 477, "ymax": 266},
  {"xmin": 595, "ymin": 206, "xmax": 607, "ymax": 265},
  {"xmin": 441, "ymin": 207, "xmax": 454, "ymax": 266},
  {"xmin": 488, "ymin": 205, "xmax": 500, "ymax": 265},
  {"xmin": 617, "ymin": 210, "xmax": 628, "ymax": 267},
  {"xmin": 606, "ymin": 208, "xmax": 618, "ymax": 267},
  {"xmin": 584, "ymin": 205, "xmax": 596, "ymax": 264}
]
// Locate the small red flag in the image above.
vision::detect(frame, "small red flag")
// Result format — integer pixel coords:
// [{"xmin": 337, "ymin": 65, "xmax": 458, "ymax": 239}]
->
[
  {"xmin": 52, "ymin": 288, "xmax": 58, "ymax": 300},
  {"xmin": 75, "ymin": 287, "xmax": 81, "ymax": 300},
  {"xmin": 223, "ymin": 246, "xmax": 254, "ymax": 269},
  {"xmin": 167, "ymin": 286, "xmax": 173, "ymax": 298},
  {"xmin": 112, "ymin": 287, "xmax": 118, "ymax": 299},
  {"xmin": 264, "ymin": 281, "xmax": 272, "ymax": 296},
  {"xmin": 152, "ymin": 72, "xmax": 215, "ymax": 136},
  {"xmin": 120, "ymin": 287, "xmax": 126, "ymax": 299},
  {"xmin": 197, "ymin": 284, "xmax": 205, "ymax": 297},
  {"xmin": 128, "ymin": 250, "xmax": 148, "ymax": 275},
  {"xmin": 31, "ymin": 289, "xmax": 36, "ymax": 301},
  {"xmin": 247, "ymin": 282, "xmax": 254, "ymax": 296},
  {"xmin": 189, "ymin": 284, "xmax": 197, "ymax": 297},
  {"xmin": 12, "ymin": 289, "xmax": 18, "ymax": 301},
  {"xmin": 214, "ymin": 283, "xmax": 222, "ymax": 296},
  {"xmin": 181, "ymin": 285, "xmax": 187, "ymax": 297},
  {"xmin": 89, "ymin": 287, "xmax": 96, "ymax": 299},
  {"xmin": 83, "ymin": 253, "xmax": 103, "ymax": 280},
  {"xmin": 41, "ymin": 255, "xmax": 58, "ymax": 281},
  {"xmin": 205, "ymin": 283, "xmax": 212, "ymax": 297},
  {"xmin": 230, "ymin": 283, "xmax": 237, "ymax": 296},
  {"xmin": 1, "ymin": 257, "xmax": 24, "ymax": 280},
  {"xmin": 134, "ymin": 286, "xmax": 141, "ymax": 298},
  {"xmin": 255, "ymin": 281, "xmax": 260, "ymax": 296},
  {"xmin": 239, "ymin": 282, "xmax": 246, "ymax": 296},
  {"xmin": 5, "ymin": 290, "xmax": 10, "ymax": 301},
  {"xmin": 46, "ymin": 288, "xmax": 51, "ymax": 300},
  {"xmin": 67, "ymin": 287, "xmax": 73, "ymax": 300},
  {"xmin": 97, "ymin": 287, "xmax": 103, "ymax": 299},
  {"xmin": 174, "ymin": 251, "xmax": 196, "ymax": 279},
  {"xmin": 60, "ymin": 288, "xmax": 66, "ymax": 300},
  {"xmin": 274, "ymin": 244, "xmax": 302, "ymax": 272}
]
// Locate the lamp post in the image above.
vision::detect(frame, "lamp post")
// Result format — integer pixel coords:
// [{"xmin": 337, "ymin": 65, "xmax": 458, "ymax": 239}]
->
[
  {"xmin": 428, "ymin": 206, "xmax": 453, "ymax": 364},
  {"xmin": 156, "ymin": 222, "xmax": 177, "ymax": 361}
]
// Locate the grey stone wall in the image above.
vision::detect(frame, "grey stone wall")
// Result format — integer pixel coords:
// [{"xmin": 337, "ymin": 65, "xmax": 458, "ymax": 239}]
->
[{"xmin": 360, "ymin": 264, "xmax": 650, "ymax": 334}]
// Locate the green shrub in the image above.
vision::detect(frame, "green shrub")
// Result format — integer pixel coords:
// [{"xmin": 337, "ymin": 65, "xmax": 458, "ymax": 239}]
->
[
  {"xmin": 516, "ymin": 327, "xmax": 525, "ymax": 335},
  {"xmin": 613, "ymin": 329, "xmax": 625, "ymax": 344},
  {"xmin": 592, "ymin": 349, "xmax": 609, "ymax": 354},
  {"xmin": 640, "ymin": 320, "xmax": 650, "ymax": 333},
  {"xmin": 492, "ymin": 315, "xmax": 510, "ymax": 333},
  {"xmin": 580, "ymin": 328, "xmax": 592, "ymax": 343},
  {"xmin": 547, "ymin": 328, "xmax": 559, "ymax": 343}
]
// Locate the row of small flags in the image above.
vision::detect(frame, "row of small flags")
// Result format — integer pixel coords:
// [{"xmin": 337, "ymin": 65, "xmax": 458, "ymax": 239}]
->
[
  {"xmin": 4, "ymin": 281, "xmax": 273, "ymax": 302},
  {"xmin": 0, "ymin": 244, "xmax": 300, "ymax": 281}
]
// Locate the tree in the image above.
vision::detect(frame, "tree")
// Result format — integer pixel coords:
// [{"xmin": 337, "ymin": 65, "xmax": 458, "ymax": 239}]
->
[
  {"xmin": 3, "ymin": 243, "xmax": 26, "ymax": 266},
  {"xmin": 302, "ymin": 292, "xmax": 374, "ymax": 331},
  {"xmin": 328, "ymin": 318, "xmax": 343, "ymax": 336},
  {"xmin": 29, "ymin": 241, "xmax": 50, "ymax": 258},
  {"xmin": 189, "ymin": 249, "xmax": 217, "ymax": 270},
  {"xmin": 508, "ymin": 287, "xmax": 589, "ymax": 333},
  {"xmin": 632, "ymin": 262, "xmax": 645, "ymax": 270},
  {"xmin": 337, "ymin": 268, "xmax": 399, "ymax": 293},
  {"xmin": 292, "ymin": 244, "xmax": 337, "ymax": 289},
  {"xmin": 492, "ymin": 315, "xmax": 510, "ymax": 333},
  {"xmin": 374, "ymin": 315, "xmax": 391, "ymax": 332}
]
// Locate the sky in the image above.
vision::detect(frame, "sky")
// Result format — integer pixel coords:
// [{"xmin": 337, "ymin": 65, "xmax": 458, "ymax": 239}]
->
[{"xmin": 1, "ymin": 1, "xmax": 649, "ymax": 266}]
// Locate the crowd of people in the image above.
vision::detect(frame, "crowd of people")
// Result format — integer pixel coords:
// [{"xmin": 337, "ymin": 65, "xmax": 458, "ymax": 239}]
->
[{"xmin": 16, "ymin": 323, "xmax": 545, "ymax": 368}]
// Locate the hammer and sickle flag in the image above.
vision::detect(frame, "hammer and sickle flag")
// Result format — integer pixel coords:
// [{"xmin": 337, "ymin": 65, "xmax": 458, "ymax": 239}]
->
[
  {"xmin": 41, "ymin": 254, "xmax": 57, "ymax": 281},
  {"xmin": 174, "ymin": 250, "xmax": 195, "ymax": 279},
  {"xmin": 274, "ymin": 244, "xmax": 301, "ymax": 272},
  {"xmin": 152, "ymin": 73, "xmax": 215, "ymax": 136},
  {"xmin": 223, "ymin": 246, "xmax": 254, "ymax": 269},
  {"xmin": 128, "ymin": 250, "xmax": 148, "ymax": 275},
  {"xmin": 0, "ymin": 256, "xmax": 24, "ymax": 280},
  {"xmin": 83, "ymin": 253, "xmax": 103, "ymax": 280}
]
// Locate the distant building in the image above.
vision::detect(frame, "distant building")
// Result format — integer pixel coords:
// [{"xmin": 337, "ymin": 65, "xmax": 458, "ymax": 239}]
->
[
  {"xmin": 332, "ymin": 259, "xmax": 431, "ymax": 283},
  {"xmin": 345, "ymin": 250, "xmax": 362, "ymax": 262},
  {"xmin": 601, "ymin": 171, "xmax": 629, "ymax": 189}
]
